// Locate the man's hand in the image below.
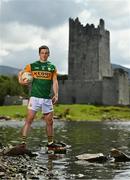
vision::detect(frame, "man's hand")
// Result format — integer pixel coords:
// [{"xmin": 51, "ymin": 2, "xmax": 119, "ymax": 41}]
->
[{"xmin": 52, "ymin": 95, "xmax": 58, "ymax": 104}]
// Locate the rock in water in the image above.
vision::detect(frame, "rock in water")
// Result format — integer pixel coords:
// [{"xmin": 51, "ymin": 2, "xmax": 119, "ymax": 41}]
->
[
  {"xmin": 110, "ymin": 148, "xmax": 130, "ymax": 162},
  {"xmin": 0, "ymin": 142, "xmax": 3, "ymax": 148},
  {"xmin": 76, "ymin": 153, "xmax": 108, "ymax": 163},
  {"xmin": 2, "ymin": 144, "xmax": 37, "ymax": 157},
  {"xmin": 47, "ymin": 142, "xmax": 67, "ymax": 154}
]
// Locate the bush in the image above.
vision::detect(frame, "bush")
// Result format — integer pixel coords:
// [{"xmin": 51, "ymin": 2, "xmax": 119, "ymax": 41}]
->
[{"xmin": 0, "ymin": 75, "xmax": 29, "ymax": 105}]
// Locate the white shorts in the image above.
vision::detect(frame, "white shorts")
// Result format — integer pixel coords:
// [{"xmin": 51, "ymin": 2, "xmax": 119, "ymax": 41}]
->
[{"xmin": 28, "ymin": 97, "xmax": 53, "ymax": 114}]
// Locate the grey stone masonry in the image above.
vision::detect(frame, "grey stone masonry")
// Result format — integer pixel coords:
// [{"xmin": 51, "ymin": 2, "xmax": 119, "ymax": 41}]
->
[
  {"xmin": 102, "ymin": 69, "xmax": 129, "ymax": 105},
  {"xmin": 68, "ymin": 18, "xmax": 112, "ymax": 81},
  {"xmin": 58, "ymin": 18, "xmax": 130, "ymax": 105}
]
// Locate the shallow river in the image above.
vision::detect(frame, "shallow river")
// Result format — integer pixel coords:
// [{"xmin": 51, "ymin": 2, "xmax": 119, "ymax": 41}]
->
[{"xmin": 0, "ymin": 119, "xmax": 130, "ymax": 179}]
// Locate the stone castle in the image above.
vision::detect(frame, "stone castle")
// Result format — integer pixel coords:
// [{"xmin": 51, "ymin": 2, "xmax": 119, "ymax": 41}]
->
[{"xmin": 58, "ymin": 18, "xmax": 129, "ymax": 105}]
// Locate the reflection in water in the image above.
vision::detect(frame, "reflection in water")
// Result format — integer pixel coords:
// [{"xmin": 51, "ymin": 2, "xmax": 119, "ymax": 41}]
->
[{"xmin": 0, "ymin": 120, "xmax": 130, "ymax": 179}]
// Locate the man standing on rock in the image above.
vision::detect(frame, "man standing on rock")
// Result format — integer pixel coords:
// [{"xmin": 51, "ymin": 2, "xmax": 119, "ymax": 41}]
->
[{"xmin": 18, "ymin": 45, "xmax": 59, "ymax": 149}]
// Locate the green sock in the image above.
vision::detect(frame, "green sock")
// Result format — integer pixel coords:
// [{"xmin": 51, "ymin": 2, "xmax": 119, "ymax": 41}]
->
[
  {"xmin": 21, "ymin": 136, "xmax": 27, "ymax": 144},
  {"xmin": 48, "ymin": 136, "xmax": 53, "ymax": 145}
]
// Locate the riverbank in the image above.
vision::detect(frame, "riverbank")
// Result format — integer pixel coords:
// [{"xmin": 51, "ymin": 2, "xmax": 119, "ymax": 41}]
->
[{"xmin": 0, "ymin": 104, "xmax": 130, "ymax": 121}]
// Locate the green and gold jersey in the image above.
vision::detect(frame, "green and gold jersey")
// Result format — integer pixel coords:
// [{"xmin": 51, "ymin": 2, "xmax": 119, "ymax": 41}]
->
[{"xmin": 24, "ymin": 60, "xmax": 57, "ymax": 99}]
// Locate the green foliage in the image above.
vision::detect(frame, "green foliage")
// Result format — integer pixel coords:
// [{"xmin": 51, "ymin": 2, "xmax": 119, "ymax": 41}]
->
[
  {"xmin": 0, "ymin": 105, "xmax": 42, "ymax": 120},
  {"xmin": 54, "ymin": 104, "xmax": 130, "ymax": 121},
  {"xmin": 0, "ymin": 104, "xmax": 129, "ymax": 121},
  {"xmin": 0, "ymin": 75, "xmax": 29, "ymax": 105}
]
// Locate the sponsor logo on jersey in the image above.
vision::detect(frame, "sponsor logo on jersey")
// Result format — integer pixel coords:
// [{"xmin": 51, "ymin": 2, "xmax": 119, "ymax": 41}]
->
[{"xmin": 32, "ymin": 71, "xmax": 52, "ymax": 80}]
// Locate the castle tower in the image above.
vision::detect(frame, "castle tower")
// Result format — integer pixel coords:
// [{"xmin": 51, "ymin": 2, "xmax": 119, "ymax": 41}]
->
[
  {"xmin": 68, "ymin": 18, "xmax": 112, "ymax": 80},
  {"xmin": 58, "ymin": 18, "xmax": 129, "ymax": 105}
]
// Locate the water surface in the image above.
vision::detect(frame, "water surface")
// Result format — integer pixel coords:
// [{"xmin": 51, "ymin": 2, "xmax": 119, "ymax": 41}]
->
[{"xmin": 0, "ymin": 119, "xmax": 130, "ymax": 179}]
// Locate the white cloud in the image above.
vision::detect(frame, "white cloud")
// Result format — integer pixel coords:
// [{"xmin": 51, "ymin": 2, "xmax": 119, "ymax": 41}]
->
[
  {"xmin": 0, "ymin": 49, "xmax": 9, "ymax": 56},
  {"xmin": 0, "ymin": 0, "xmax": 83, "ymax": 28},
  {"xmin": 78, "ymin": 0, "xmax": 130, "ymax": 30},
  {"xmin": 84, "ymin": 0, "xmax": 130, "ymax": 17},
  {"xmin": 111, "ymin": 29, "xmax": 130, "ymax": 66},
  {"xmin": 0, "ymin": 21, "xmax": 68, "ymax": 73},
  {"xmin": 0, "ymin": 22, "xmax": 48, "ymax": 52},
  {"xmin": 0, "ymin": 0, "xmax": 130, "ymax": 72},
  {"xmin": 77, "ymin": 10, "xmax": 100, "ymax": 27}
]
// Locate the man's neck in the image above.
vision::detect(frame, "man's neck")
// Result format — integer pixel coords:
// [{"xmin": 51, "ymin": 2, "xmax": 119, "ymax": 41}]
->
[{"xmin": 39, "ymin": 59, "xmax": 48, "ymax": 63}]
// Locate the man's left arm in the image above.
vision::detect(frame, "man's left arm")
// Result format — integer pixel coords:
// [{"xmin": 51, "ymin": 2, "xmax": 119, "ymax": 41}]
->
[{"xmin": 52, "ymin": 71, "xmax": 59, "ymax": 104}]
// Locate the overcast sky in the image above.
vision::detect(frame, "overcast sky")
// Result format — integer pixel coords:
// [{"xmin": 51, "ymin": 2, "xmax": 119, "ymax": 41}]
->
[{"xmin": 0, "ymin": 0, "xmax": 130, "ymax": 74}]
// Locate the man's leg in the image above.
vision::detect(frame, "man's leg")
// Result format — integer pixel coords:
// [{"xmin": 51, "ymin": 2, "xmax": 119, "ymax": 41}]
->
[
  {"xmin": 44, "ymin": 112, "xmax": 54, "ymax": 145},
  {"xmin": 21, "ymin": 109, "xmax": 36, "ymax": 144}
]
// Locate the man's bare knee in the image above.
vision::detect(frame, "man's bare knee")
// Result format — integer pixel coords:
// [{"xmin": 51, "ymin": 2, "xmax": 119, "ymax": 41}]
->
[
  {"xmin": 44, "ymin": 112, "xmax": 53, "ymax": 125},
  {"xmin": 25, "ymin": 119, "xmax": 33, "ymax": 125},
  {"xmin": 47, "ymin": 118, "xmax": 53, "ymax": 126},
  {"xmin": 25, "ymin": 110, "xmax": 36, "ymax": 124}
]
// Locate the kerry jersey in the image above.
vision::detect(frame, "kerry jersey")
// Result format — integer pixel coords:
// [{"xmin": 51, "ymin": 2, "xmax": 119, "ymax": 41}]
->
[{"xmin": 24, "ymin": 60, "xmax": 57, "ymax": 99}]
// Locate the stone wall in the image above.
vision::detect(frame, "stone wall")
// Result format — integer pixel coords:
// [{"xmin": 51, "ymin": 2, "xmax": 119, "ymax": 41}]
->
[
  {"xmin": 58, "ymin": 18, "xmax": 130, "ymax": 105},
  {"xmin": 114, "ymin": 69, "xmax": 129, "ymax": 105},
  {"xmin": 59, "ymin": 80, "xmax": 102, "ymax": 104},
  {"xmin": 102, "ymin": 69, "xmax": 129, "ymax": 105},
  {"xmin": 98, "ymin": 20, "xmax": 113, "ymax": 78},
  {"xmin": 68, "ymin": 18, "xmax": 112, "ymax": 81},
  {"xmin": 102, "ymin": 77, "xmax": 118, "ymax": 105},
  {"xmin": 68, "ymin": 18, "xmax": 99, "ymax": 80},
  {"xmin": 59, "ymin": 71, "xmax": 129, "ymax": 105}
]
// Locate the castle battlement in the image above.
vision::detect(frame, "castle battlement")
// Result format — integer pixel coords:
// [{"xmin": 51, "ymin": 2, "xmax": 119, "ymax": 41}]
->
[
  {"xmin": 114, "ymin": 68, "xmax": 129, "ymax": 78},
  {"xmin": 69, "ymin": 18, "xmax": 112, "ymax": 81},
  {"xmin": 69, "ymin": 18, "xmax": 109, "ymax": 37},
  {"xmin": 59, "ymin": 18, "xmax": 130, "ymax": 105}
]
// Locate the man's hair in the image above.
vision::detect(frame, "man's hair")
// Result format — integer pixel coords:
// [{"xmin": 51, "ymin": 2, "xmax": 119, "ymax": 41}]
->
[{"xmin": 39, "ymin": 45, "xmax": 50, "ymax": 54}]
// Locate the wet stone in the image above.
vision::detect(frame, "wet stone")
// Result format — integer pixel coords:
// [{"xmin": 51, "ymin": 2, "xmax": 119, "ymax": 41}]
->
[
  {"xmin": 76, "ymin": 148, "xmax": 130, "ymax": 163},
  {"xmin": 110, "ymin": 148, "xmax": 130, "ymax": 162},
  {"xmin": 0, "ymin": 144, "xmax": 48, "ymax": 179},
  {"xmin": 0, "ymin": 172, "xmax": 5, "ymax": 177}
]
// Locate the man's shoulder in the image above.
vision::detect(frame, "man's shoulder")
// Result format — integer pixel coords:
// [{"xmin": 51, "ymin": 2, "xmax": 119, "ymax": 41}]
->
[
  {"xmin": 47, "ymin": 61, "xmax": 56, "ymax": 68},
  {"xmin": 30, "ymin": 60, "xmax": 39, "ymax": 66}
]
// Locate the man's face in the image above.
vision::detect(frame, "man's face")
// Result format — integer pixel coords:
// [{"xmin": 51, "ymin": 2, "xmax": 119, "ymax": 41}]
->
[{"xmin": 39, "ymin": 49, "xmax": 49, "ymax": 61}]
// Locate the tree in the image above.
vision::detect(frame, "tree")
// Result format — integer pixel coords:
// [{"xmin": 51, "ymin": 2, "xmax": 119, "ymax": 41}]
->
[{"xmin": 0, "ymin": 75, "xmax": 29, "ymax": 105}]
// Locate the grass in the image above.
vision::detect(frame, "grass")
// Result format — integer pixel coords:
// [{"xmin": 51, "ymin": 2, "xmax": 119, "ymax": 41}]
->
[
  {"xmin": 0, "ymin": 105, "xmax": 27, "ymax": 119},
  {"xmin": 0, "ymin": 105, "xmax": 42, "ymax": 120},
  {"xmin": 54, "ymin": 104, "xmax": 130, "ymax": 121},
  {"xmin": 0, "ymin": 104, "xmax": 130, "ymax": 121}
]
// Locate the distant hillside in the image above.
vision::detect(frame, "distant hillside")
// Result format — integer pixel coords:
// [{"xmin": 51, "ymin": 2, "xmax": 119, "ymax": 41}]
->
[
  {"xmin": 0, "ymin": 64, "xmax": 130, "ymax": 78},
  {"xmin": 0, "ymin": 65, "xmax": 20, "ymax": 76},
  {"xmin": 112, "ymin": 64, "xmax": 130, "ymax": 79}
]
